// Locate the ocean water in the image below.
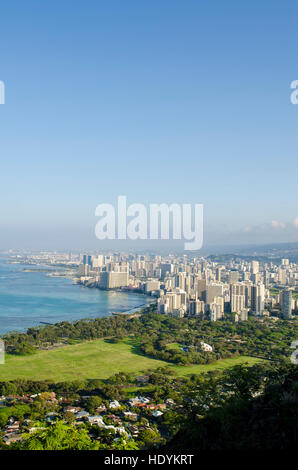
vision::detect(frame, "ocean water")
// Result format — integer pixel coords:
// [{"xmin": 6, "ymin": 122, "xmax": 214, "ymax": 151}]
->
[{"xmin": 0, "ymin": 258, "xmax": 150, "ymax": 336}]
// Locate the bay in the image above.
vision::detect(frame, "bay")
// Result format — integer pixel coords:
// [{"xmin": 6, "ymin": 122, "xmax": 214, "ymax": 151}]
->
[{"xmin": 0, "ymin": 257, "xmax": 149, "ymax": 335}]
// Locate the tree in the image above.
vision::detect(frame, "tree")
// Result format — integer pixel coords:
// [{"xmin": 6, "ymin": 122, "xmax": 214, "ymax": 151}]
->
[
  {"xmin": 63, "ymin": 411, "xmax": 76, "ymax": 425},
  {"xmin": 0, "ymin": 404, "xmax": 31, "ymax": 427},
  {"xmin": 11, "ymin": 421, "xmax": 100, "ymax": 450},
  {"xmin": 137, "ymin": 427, "xmax": 164, "ymax": 449},
  {"xmin": 0, "ymin": 382, "xmax": 18, "ymax": 396},
  {"xmin": 84, "ymin": 396, "xmax": 102, "ymax": 413},
  {"xmin": 113, "ymin": 437, "xmax": 139, "ymax": 450}
]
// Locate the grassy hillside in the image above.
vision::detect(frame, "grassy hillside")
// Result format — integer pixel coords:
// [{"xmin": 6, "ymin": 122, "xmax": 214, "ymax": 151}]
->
[
  {"xmin": 171, "ymin": 356, "xmax": 263, "ymax": 376},
  {"xmin": 0, "ymin": 337, "xmax": 263, "ymax": 382}
]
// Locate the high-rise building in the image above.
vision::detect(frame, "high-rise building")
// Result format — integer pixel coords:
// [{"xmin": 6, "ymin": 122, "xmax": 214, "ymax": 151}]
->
[
  {"xmin": 196, "ymin": 279, "xmax": 206, "ymax": 301},
  {"xmin": 176, "ymin": 272, "xmax": 186, "ymax": 290},
  {"xmin": 240, "ymin": 308, "xmax": 249, "ymax": 321},
  {"xmin": 251, "ymin": 261, "xmax": 259, "ymax": 275},
  {"xmin": 145, "ymin": 280, "xmax": 160, "ymax": 293},
  {"xmin": 83, "ymin": 254, "xmax": 92, "ymax": 266},
  {"xmin": 171, "ymin": 307, "xmax": 186, "ymax": 318},
  {"xmin": 231, "ymin": 294, "xmax": 245, "ymax": 313},
  {"xmin": 251, "ymin": 284, "xmax": 264, "ymax": 315},
  {"xmin": 281, "ymin": 289, "xmax": 292, "ymax": 319},
  {"xmin": 157, "ymin": 290, "xmax": 186, "ymax": 314},
  {"xmin": 160, "ymin": 263, "xmax": 174, "ymax": 277},
  {"xmin": 216, "ymin": 267, "xmax": 222, "ymax": 282},
  {"xmin": 264, "ymin": 270, "xmax": 270, "ymax": 287},
  {"xmin": 100, "ymin": 267, "xmax": 129, "ymax": 289},
  {"xmin": 206, "ymin": 284, "xmax": 223, "ymax": 305},
  {"xmin": 189, "ymin": 300, "xmax": 205, "ymax": 316},
  {"xmin": 210, "ymin": 310, "xmax": 217, "ymax": 321},
  {"xmin": 278, "ymin": 268, "xmax": 287, "ymax": 285},
  {"xmin": 92, "ymin": 255, "xmax": 104, "ymax": 268},
  {"xmin": 229, "ymin": 270, "xmax": 239, "ymax": 284},
  {"xmin": 230, "ymin": 283, "xmax": 246, "ymax": 297},
  {"xmin": 209, "ymin": 297, "xmax": 224, "ymax": 320},
  {"xmin": 251, "ymin": 272, "xmax": 261, "ymax": 284}
]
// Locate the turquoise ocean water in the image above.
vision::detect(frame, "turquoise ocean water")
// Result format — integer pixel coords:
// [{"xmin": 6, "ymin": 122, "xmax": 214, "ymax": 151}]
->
[{"xmin": 0, "ymin": 257, "xmax": 149, "ymax": 335}]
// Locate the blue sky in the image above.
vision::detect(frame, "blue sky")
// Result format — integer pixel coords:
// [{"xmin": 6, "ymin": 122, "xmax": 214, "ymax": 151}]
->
[{"xmin": 0, "ymin": 0, "xmax": 298, "ymax": 250}]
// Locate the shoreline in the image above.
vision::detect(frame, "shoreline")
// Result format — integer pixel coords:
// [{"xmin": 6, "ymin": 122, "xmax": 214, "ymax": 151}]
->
[
  {"xmin": 71, "ymin": 280, "xmax": 155, "ymax": 316},
  {"xmin": 0, "ymin": 258, "xmax": 155, "ymax": 336}
]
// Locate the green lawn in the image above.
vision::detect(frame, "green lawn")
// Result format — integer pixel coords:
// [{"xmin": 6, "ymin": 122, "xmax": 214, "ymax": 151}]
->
[
  {"xmin": 171, "ymin": 356, "xmax": 263, "ymax": 376},
  {"xmin": 0, "ymin": 337, "xmax": 263, "ymax": 382},
  {"xmin": 165, "ymin": 342, "xmax": 182, "ymax": 351}
]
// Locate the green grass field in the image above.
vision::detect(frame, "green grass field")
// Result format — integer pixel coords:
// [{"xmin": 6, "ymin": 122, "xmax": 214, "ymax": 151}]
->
[
  {"xmin": 171, "ymin": 356, "xmax": 263, "ymax": 376},
  {"xmin": 0, "ymin": 337, "xmax": 263, "ymax": 382}
]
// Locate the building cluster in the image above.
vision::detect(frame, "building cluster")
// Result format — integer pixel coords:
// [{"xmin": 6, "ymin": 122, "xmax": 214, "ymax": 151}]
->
[
  {"xmin": 76, "ymin": 253, "xmax": 298, "ymax": 321},
  {"xmin": 0, "ymin": 388, "xmax": 175, "ymax": 446},
  {"xmin": 8, "ymin": 250, "xmax": 80, "ymax": 266}
]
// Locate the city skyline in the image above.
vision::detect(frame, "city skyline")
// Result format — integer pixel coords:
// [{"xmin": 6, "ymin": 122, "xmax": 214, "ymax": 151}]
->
[{"xmin": 5, "ymin": 247, "xmax": 297, "ymax": 322}]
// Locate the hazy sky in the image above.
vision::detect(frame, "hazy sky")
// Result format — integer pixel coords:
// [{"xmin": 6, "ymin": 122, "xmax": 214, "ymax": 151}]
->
[{"xmin": 0, "ymin": 0, "xmax": 298, "ymax": 250}]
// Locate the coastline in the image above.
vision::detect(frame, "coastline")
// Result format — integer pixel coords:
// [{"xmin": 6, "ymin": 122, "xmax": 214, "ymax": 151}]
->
[
  {"xmin": 0, "ymin": 257, "xmax": 154, "ymax": 336},
  {"xmin": 72, "ymin": 279, "xmax": 155, "ymax": 315}
]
